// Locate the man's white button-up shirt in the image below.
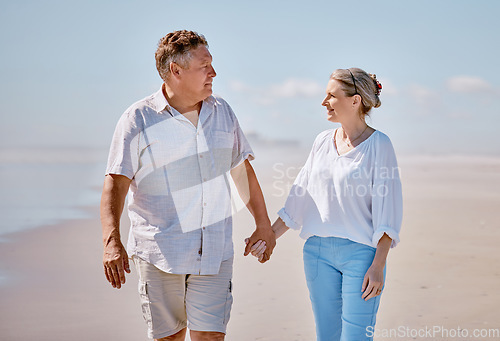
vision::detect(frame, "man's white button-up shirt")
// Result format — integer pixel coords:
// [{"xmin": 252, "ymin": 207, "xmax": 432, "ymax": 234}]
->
[{"xmin": 105, "ymin": 87, "xmax": 254, "ymax": 275}]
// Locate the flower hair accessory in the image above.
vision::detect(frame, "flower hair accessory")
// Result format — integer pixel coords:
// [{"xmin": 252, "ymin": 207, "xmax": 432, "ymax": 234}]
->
[
  {"xmin": 375, "ymin": 80, "xmax": 382, "ymax": 96},
  {"xmin": 371, "ymin": 74, "xmax": 382, "ymax": 96}
]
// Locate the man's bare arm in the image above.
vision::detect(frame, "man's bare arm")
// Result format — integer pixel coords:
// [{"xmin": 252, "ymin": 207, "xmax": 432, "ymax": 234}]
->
[
  {"xmin": 100, "ymin": 174, "xmax": 132, "ymax": 289},
  {"xmin": 231, "ymin": 159, "xmax": 276, "ymax": 263}
]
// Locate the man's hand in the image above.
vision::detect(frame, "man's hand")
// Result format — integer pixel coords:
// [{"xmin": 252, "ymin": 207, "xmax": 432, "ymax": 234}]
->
[
  {"xmin": 244, "ymin": 223, "xmax": 276, "ymax": 263},
  {"xmin": 101, "ymin": 174, "xmax": 131, "ymax": 289},
  {"xmin": 244, "ymin": 239, "xmax": 267, "ymax": 262},
  {"xmin": 103, "ymin": 239, "xmax": 130, "ymax": 289},
  {"xmin": 244, "ymin": 217, "xmax": 290, "ymax": 262}
]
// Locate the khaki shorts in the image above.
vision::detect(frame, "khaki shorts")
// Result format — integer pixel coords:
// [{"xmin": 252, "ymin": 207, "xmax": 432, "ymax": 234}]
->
[{"xmin": 133, "ymin": 257, "xmax": 233, "ymax": 339}]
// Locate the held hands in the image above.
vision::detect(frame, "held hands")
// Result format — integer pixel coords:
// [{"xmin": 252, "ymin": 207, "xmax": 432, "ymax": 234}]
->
[
  {"xmin": 103, "ymin": 239, "xmax": 130, "ymax": 289},
  {"xmin": 244, "ymin": 223, "xmax": 276, "ymax": 263},
  {"xmin": 244, "ymin": 238, "xmax": 267, "ymax": 262},
  {"xmin": 361, "ymin": 263, "xmax": 384, "ymax": 301}
]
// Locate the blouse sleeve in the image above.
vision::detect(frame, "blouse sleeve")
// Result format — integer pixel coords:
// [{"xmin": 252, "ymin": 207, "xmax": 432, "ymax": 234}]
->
[
  {"xmin": 278, "ymin": 133, "xmax": 323, "ymax": 230},
  {"xmin": 371, "ymin": 134, "xmax": 403, "ymax": 248}
]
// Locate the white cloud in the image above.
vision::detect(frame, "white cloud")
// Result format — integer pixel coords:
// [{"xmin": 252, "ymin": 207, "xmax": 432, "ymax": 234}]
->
[
  {"xmin": 267, "ymin": 78, "xmax": 324, "ymax": 99},
  {"xmin": 228, "ymin": 80, "xmax": 251, "ymax": 92},
  {"xmin": 447, "ymin": 111, "xmax": 472, "ymax": 119},
  {"xmin": 408, "ymin": 84, "xmax": 440, "ymax": 105},
  {"xmin": 403, "ymin": 79, "xmax": 498, "ymax": 119},
  {"xmin": 405, "ymin": 84, "xmax": 442, "ymax": 117},
  {"xmin": 228, "ymin": 78, "xmax": 324, "ymax": 105},
  {"xmin": 446, "ymin": 76, "xmax": 493, "ymax": 94}
]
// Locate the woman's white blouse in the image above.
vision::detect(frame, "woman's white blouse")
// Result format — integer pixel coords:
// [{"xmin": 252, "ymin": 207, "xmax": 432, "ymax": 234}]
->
[{"xmin": 278, "ymin": 129, "xmax": 403, "ymax": 248}]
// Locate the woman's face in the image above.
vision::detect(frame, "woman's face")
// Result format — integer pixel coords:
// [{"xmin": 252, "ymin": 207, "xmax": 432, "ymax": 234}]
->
[{"xmin": 322, "ymin": 79, "xmax": 356, "ymax": 123}]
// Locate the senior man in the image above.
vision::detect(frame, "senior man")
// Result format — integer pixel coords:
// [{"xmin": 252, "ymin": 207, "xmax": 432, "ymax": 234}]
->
[{"xmin": 100, "ymin": 30, "xmax": 275, "ymax": 341}]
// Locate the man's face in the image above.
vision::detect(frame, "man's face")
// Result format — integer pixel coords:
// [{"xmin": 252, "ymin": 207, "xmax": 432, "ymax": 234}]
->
[{"xmin": 178, "ymin": 45, "xmax": 217, "ymax": 102}]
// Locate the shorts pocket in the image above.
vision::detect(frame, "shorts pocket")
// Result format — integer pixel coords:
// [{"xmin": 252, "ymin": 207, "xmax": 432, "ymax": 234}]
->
[
  {"xmin": 222, "ymin": 280, "xmax": 233, "ymax": 325},
  {"xmin": 138, "ymin": 280, "xmax": 153, "ymax": 330},
  {"xmin": 303, "ymin": 237, "xmax": 320, "ymax": 282}
]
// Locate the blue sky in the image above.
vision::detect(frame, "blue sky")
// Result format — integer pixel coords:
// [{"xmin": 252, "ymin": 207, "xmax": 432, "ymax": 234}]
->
[{"xmin": 1, "ymin": 0, "xmax": 499, "ymax": 155}]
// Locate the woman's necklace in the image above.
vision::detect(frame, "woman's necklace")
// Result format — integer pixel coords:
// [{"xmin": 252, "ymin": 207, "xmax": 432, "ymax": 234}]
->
[{"xmin": 341, "ymin": 125, "xmax": 369, "ymax": 147}]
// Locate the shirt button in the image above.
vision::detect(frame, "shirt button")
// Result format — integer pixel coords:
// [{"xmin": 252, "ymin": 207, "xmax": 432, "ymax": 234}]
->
[
  {"xmin": 198, "ymin": 249, "xmax": 202, "ymax": 255},
  {"xmin": 202, "ymin": 226, "xmax": 206, "ymax": 230},
  {"xmin": 203, "ymin": 178, "xmax": 207, "ymax": 182},
  {"xmin": 199, "ymin": 154, "xmax": 203, "ymax": 158},
  {"xmin": 203, "ymin": 202, "xmax": 207, "ymax": 206}
]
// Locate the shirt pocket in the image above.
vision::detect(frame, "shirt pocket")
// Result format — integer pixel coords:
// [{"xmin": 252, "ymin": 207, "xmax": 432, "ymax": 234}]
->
[
  {"xmin": 211, "ymin": 130, "xmax": 234, "ymax": 172},
  {"xmin": 139, "ymin": 139, "xmax": 160, "ymax": 159},
  {"xmin": 137, "ymin": 139, "xmax": 161, "ymax": 173},
  {"xmin": 212, "ymin": 130, "xmax": 234, "ymax": 149}
]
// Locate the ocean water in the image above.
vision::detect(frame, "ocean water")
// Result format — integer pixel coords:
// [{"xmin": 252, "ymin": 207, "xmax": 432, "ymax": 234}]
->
[
  {"xmin": 0, "ymin": 143, "xmax": 309, "ymax": 239},
  {"xmin": 0, "ymin": 147, "xmax": 108, "ymax": 238}
]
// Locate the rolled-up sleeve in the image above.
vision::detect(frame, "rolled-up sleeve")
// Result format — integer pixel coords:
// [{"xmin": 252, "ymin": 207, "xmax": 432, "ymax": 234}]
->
[
  {"xmin": 230, "ymin": 113, "xmax": 255, "ymax": 169},
  {"xmin": 105, "ymin": 111, "xmax": 141, "ymax": 180},
  {"xmin": 371, "ymin": 137, "xmax": 403, "ymax": 248},
  {"xmin": 279, "ymin": 172, "xmax": 308, "ymax": 229}
]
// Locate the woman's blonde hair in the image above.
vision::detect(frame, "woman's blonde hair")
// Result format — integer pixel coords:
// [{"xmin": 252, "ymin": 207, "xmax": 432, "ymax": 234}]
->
[{"xmin": 330, "ymin": 68, "xmax": 382, "ymax": 117}]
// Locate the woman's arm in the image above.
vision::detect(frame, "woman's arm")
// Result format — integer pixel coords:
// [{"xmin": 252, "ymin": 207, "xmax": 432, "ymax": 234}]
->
[
  {"xmin": 272, "ymin": 217, "xmax": 290, "ymax": 239},
  {"xmin": 361, "ymin": 233, "xmax": 392, "ymax": 301}
]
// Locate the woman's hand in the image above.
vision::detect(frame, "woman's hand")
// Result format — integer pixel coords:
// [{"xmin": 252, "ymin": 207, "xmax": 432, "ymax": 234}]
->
[
  {"xmin": 362, "ymin": 233, "xmax": 392, "ymax": 300},
  {"xmin": 244, "ymin": 238, "xmax": 267, "ymax": 262},
  {"xmin": 361, "ymin": 263, "xmax": 384, "ymax": 301}
]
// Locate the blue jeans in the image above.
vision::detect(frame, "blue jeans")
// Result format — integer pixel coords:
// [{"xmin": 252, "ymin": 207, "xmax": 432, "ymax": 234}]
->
[{"xmin": 303, "ymin": 236, "xmax": 385, "ymax": 341}]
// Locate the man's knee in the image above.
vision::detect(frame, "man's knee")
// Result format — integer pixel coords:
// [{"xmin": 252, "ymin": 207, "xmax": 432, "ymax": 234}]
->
[
  {"xmin": 156, "ymin": 327, "xmax": 187, "ymax": 341},
  {"xmin": 190, "ymin": 330, "xmax": 225, "ymax": 341}
]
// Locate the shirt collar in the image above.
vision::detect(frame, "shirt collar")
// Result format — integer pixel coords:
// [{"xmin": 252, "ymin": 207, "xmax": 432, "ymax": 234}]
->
[
  {"xmin": 150, "ymin": 84, "xmax": 216, "ymax": 115},
  {"xmin": 150, "ymin": 85, "xmax": 172, "ymax": 114}
]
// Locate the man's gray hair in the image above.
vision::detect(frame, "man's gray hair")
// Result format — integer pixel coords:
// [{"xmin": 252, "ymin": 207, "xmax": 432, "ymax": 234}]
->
[{"xmin": 155, "ymin": 30, "xmax": 208, "ymax": 82}]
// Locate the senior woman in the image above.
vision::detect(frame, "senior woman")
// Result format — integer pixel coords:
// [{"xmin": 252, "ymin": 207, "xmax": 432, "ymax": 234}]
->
[{"xmin": 248, "ymin": 68, "xmax": 403, "ymax": 341}]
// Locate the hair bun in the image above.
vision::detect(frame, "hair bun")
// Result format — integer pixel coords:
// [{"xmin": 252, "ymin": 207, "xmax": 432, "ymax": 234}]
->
[{"xmin": 370, "ymin": 74, "xmax": 382, "ymax": 96}]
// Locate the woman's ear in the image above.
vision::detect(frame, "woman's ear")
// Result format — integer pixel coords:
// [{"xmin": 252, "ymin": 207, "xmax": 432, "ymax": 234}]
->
[{"xmin": 353, "ymin": 94, "xmax": 361, "ymax": 107}]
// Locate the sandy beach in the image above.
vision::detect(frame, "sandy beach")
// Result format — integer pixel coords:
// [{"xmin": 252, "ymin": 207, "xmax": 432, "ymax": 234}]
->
[{"xmin": 1, "ymin": 154, "xmax": 499, "ymax": 341}]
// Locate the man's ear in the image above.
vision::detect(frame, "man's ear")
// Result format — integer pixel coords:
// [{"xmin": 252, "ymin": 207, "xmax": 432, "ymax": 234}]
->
[{"xmin": 169, "ymin": 62, "xmax": 182, "ymax": 78}]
